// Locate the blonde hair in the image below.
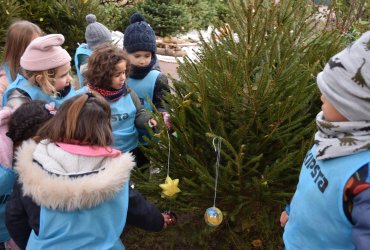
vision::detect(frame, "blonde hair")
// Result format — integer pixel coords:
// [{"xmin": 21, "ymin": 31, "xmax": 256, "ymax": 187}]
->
[
  {"xmin": 23, "ymin": 69, "xmax": 59, "ymax": 96},
  {"xmin": 2, "ymin": 20, "xmax": 43, "ymax": 80}
]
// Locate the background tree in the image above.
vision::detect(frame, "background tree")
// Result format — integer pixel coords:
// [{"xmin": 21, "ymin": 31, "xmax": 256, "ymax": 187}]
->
[
  {"xmin": 121, "ymin": 0, "xmax": 229, "ymax": 35},
  {"xmin": 136, "ymin": 0, "xmax": 191, "ymax": 37},
  {"xmin": 176, "ymin": 0, "xmax": 229, "ymax": 29},
  {"xmin": 328, "ymin": 0, "xmax": 370, "ymax": 41},
  {"xmin": 125, "ymin": 0, "xmax": 346, "ymax": 248},
  {"xmin": 0, "ymin": 0, "xmax": 138, "ymax": 59},
  {"xmin": 0, "ymin": 0, "xmax": 22, "ymax": 57},
  {"xmin": 18, "ymin": 0, "xmax": 107, "ymax": 56}
]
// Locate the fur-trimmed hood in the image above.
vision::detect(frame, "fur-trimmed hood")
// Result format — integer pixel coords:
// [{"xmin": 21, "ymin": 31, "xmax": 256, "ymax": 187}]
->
[{"xmin": 15, "ymin": 139, "xmax": 135, "ymax": 211}]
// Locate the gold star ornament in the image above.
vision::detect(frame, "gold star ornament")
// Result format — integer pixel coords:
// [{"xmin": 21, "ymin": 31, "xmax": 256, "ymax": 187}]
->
[{"xmin": 159, "ymin": 175, "xmax": 181, "ymax": 198}]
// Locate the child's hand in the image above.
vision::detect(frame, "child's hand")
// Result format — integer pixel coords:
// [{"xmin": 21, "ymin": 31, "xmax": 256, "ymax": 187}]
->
[
  {"xmin": 162, "ymin": 213, "xmax": 171, "ymax": 229},
  {"xmin": 148, "ymin": 118, "xmax": 157, "ymax": 128},
  {"xmin": 162, "ymin": 211, "xmax": 177, "ymax": 229},
  {"xmin": 280, "ymin": 211, "xmax": 289, "ymax": 228}
]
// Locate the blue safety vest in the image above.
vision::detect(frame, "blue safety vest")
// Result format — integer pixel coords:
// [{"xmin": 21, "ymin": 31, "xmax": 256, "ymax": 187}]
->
[
  {"xmin": 2, "ymin": 74, "xmax": 87, "ymax": 108},
  {"xmin": 283, "ymin": 145, "xmax": 370, "ymax": 249},
  {"xmin": 2, "ymin": 64, "xmax": 13, "ymax": 83},
  {"xmin": 27, "ymin": 182, "xmax": 129, "ymax": 250},
  {"xmin": 126, "ymin": 70, "xmax": 160, "ymax": 112},
  {"xmin": 74, "ymin": 43, "xmax": 92, "ymax": 88},
  {"xmin": 127, "ymin": 70, "xmax": 160, "ymax": 145},
  {"xmin": 110, "ymin": 93, "xmax": 138, "ymax": 152},
  {"xmin": 0, "ymin": 165, "xmax": 16, "ymax": 243}
]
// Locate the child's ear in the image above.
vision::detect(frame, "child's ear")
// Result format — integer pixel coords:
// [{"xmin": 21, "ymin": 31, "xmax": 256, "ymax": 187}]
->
[{"xmin": 35, "ymin": 74, "xmax": 43, "ymax": 84}]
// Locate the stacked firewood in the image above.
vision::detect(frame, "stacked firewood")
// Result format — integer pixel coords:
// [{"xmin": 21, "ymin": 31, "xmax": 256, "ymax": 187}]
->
[{"xmin": 156, "ymin": 37, "xmax": 189, "ymax": 57}]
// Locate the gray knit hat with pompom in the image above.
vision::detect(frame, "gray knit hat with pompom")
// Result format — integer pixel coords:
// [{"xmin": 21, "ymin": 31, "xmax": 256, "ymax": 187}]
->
[{"xmin": 85, "ymin": 14, "xmax": 112, "ymax": 50}]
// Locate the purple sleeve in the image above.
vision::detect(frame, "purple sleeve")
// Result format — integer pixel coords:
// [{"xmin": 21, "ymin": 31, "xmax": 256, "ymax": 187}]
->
[{"xmin": 351, "ymin": 188, "xmax": 370, "ymax": 249}]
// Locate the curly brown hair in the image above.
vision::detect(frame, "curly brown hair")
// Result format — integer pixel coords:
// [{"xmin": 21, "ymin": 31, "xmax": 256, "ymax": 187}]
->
[
  {"xmin": 37, "ymin": 93, "xmax": 113, "ymax": 147},
  {"xmin": 7, "ymin": 100, "xmax": 53, "ymax": 148},
  {"xmin": 84, "ymin": 43, "xmax": 130, "ymax": 90}
]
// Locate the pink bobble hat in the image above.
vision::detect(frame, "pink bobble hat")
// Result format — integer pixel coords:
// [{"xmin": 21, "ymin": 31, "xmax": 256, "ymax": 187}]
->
[{"xmin": 20, "ymin": 34, "xmax": 71, "ymax": 71}]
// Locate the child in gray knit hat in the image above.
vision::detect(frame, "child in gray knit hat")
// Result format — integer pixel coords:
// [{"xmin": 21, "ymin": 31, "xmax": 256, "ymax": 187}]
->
[
  {"xmin": 281, "ymin": 31, "xmax": 370, "ymax": 249},
  {"xmin": 85, "ymin": 14, "xmax": 111, "ymax": 50},
  {"xmin": 74, "ymin": 14, "xmax": 112, "ymax": 87}
]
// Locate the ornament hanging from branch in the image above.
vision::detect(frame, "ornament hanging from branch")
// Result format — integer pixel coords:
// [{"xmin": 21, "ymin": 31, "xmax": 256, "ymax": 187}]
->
[
  {"xmin": 204, "ymin": 137, "xmax": 223, "ymax": 227},
  {"xmin": 159, "ymin": 129, "xmax": 181, "ymax": 198}
]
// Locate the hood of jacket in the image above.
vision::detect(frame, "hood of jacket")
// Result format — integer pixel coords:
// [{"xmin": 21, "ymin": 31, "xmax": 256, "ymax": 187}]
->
[{"xmin": 15, "ymin": 139, "xmax": 135, "ymax": 211}]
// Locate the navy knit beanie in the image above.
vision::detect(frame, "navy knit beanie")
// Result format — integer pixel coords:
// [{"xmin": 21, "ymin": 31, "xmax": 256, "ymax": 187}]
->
[{"xmin": 123, "ymin": 13, "xmax": 156, "ymax": 55}]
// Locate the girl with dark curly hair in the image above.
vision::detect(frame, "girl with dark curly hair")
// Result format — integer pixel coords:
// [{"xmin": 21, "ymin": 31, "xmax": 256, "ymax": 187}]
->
[
  {"xmin": 85, "ymin": 43, "xmax": 156, "ymax": 166},
  {"xmin": 7, "ymin": 100, "xmax": 54, "ymax": 148},
  {"xmin": 0, "ymin": 100, "xmax": 53, "ymax": 250}
]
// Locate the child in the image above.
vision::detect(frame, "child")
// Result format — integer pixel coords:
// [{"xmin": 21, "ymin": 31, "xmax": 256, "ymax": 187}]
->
[
  {"xmin": 84, "ymin": 43, "xmax": 156, "ymax": 166},
  {"xmin": 2, "ymin": 34, "xmax": 87, "ymax": 110},
  {"xmin": 123, "ymin": 13, "xmax": 171, "ymax": 129},
  {"xmin": 5, "ymin": 93, "xmax": 171, "ymax": 249},
  {"xmin": 0, "ymin": 100, "xmax": 54, "ymax": 250},
  {"xmin": 0, "ymin": 20, "xmax": 43, "ymax": 106},
  {"xmin": 282, "ymin": 31, "xmax": 370, "ymax": 249},
  {"xmin": 0, "ymin": 108, "xmax": 17, "ymax": 250},
  {"xmin": 74, "ymin": 14, "xmax": 112, "ymax": 87}
]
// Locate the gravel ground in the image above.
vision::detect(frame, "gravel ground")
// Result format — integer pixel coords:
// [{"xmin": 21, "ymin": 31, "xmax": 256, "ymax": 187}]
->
[{"xmin": 158, "ymin": 60, "xmax": 179, "ymax": 82}]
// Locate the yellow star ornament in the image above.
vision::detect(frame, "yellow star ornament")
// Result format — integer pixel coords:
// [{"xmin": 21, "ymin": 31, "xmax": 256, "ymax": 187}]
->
[{"xmin": 159, "ymin": 176, "xmax": 181, "ymax": 198}]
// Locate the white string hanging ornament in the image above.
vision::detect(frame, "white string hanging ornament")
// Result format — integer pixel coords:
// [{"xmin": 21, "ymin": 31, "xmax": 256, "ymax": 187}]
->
[
  {"xmin": 159, "ymin": 129, "xmax": 180, "ymax": 198},
  {"xmin": 204, "ymin": 137, "xmax": 223, "ymax": 227}
]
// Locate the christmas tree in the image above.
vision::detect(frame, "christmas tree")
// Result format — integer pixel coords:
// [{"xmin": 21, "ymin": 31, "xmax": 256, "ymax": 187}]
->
[
  {"xmin": 17, "ymin": 0, "xmax": 106, "ymax": 57},
  {"xmin": 138, "ymin": 0, "xmax": 191, "ymax": 37},
  {"xmin": 128, "ymin": 0, "xmax": 347, "ymax": 248},
  {"xmin": 0, "ymin": 0, "xmax": 22, "ymax": 50}
]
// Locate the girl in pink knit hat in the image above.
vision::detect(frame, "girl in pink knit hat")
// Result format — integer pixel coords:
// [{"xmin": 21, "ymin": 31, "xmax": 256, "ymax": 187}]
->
[
  {"xmin": 0, "ymin": 20, "xmax": 43, "ymax": 107},
  {"xmin": 2, "ymin": 34, "xmax": 87, "ymax": 110}
]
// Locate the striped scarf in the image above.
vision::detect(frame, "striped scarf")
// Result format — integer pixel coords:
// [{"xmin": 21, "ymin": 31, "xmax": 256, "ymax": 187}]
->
[{"xmin": 88, "ymin": 84, "xmax": 127, "ymax": 102}]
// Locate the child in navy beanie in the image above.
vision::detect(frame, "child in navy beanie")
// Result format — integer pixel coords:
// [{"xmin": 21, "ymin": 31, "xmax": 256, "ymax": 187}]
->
[
  {"xmin": 124, "ymin": 13, "xmax": 157, "ymax": 57},
  {"xmin": 124, "ymin": 13, "xmax": 172, "ymax": 166}
]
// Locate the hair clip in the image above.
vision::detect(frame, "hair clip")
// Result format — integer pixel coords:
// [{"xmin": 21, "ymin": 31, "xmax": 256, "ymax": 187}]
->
[{"xmin": 45, "ymin": 102, "xmax": 57, "ymax": 115}]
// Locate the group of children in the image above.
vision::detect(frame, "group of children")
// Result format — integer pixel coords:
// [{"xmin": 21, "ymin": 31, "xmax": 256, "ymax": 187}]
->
[
  {"xmin": 1, "ymin": 9, "xmax": 370, "ymax": 250},
  {"xmin": 0, "ymin": 12, "xmax": 173, "ymax": 250}
]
